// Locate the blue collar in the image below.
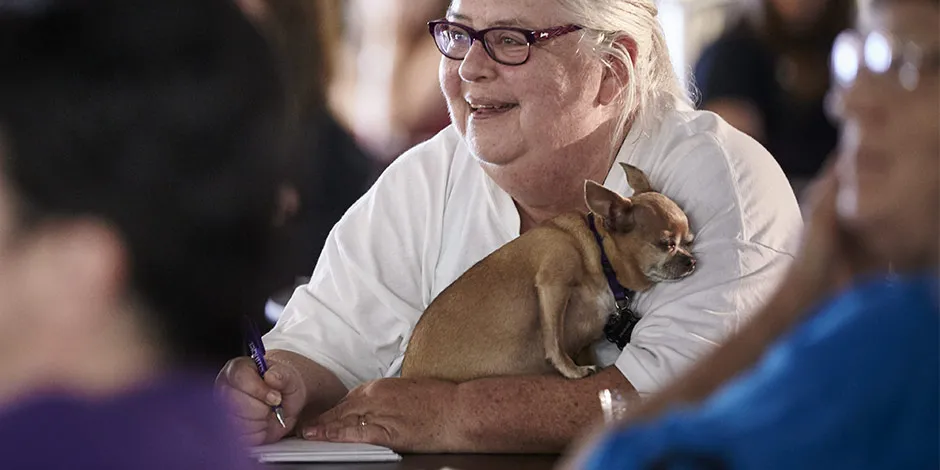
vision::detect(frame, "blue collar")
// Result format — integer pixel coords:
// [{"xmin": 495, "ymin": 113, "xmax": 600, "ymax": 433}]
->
[
  {"xmin": 587, "ymin": 213, "xmax": 633, "ymax": 309},
  {"xmin": 587, "ymin": 213, "xmax": 640, "ymax": 350}
]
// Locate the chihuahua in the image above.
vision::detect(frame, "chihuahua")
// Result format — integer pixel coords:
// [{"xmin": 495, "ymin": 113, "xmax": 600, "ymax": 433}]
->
[{"xmin": 401, "ymin": 164, "xmax": 696, "ymax": 382}]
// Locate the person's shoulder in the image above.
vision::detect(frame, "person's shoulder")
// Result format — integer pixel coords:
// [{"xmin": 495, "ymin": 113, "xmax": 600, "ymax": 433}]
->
[
  {"xmin": 382, "ymin": 125, "xmax": 465, "ymax": 173},
  {"xmin": 781, "ymin": 273, "xmax": 940, "ymax": 369},
  {"xmin": 660, "ymin": 105, "xmax": 774, "ymax": 167},
  {"xmin": 639, "ymin": 105, "xmax": 800, "ymax": 246},
  {"xmin": 827, "ymin": 274, "xmax": 940, "ymax": 331},
  {"xmin": 335, "ymin": 124, "xmax": 481, "ymax": 227},
  {"xmin": 368, "ymin": 125, "xmax": 474, "ymax": 191}
]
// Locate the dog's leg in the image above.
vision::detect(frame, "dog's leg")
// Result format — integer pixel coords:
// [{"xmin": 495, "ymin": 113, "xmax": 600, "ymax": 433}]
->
[
  {"xmin": 574, "ymin": 346, "xmax": 597, "ymax": 367},
  {"xmin": 536, "ymin": 284, "xmax": 598, "ymax": 379}
]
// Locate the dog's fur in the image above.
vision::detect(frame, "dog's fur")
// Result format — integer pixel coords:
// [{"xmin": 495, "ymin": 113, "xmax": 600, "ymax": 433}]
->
[{"xmin": 401, "ymin": 164, "xmax": 696, "ymax": 382}]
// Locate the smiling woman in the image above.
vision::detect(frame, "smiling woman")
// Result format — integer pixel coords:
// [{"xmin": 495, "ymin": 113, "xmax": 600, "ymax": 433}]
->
[{"xmin": 218, "ymin": 0, "xmax": 803, "ymax": 453}]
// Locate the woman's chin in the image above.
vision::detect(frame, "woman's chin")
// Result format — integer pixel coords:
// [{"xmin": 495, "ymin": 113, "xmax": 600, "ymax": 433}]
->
[
  {"xmin": 465, "ymin": 135, "xmax": 522, "ymax": 166},
  {"xmin": 470, "ymin": 150, "xmax": 517, "ymax": 167}
]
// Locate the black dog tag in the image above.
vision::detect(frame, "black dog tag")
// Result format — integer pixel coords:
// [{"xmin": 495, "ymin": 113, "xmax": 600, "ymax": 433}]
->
[{"xmin": 604, "ymin": 301, "xmax": 641, "ymax": 350}]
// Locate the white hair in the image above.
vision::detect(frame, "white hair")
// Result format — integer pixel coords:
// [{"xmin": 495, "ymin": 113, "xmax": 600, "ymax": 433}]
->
[{"xmin": 554, "ymin": 0, "xmax": 691, "ymax": 151}]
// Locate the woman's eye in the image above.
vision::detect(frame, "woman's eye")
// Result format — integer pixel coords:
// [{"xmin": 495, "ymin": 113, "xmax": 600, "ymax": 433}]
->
[{"xmin": 491, "ymin": 31, "xmax": 527, "ymax": 46}]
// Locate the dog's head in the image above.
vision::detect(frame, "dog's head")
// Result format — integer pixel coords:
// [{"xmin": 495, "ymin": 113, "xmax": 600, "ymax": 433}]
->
[{"xmin": 584, "ymin": 163, "xmax": 696, "ymax": 289}]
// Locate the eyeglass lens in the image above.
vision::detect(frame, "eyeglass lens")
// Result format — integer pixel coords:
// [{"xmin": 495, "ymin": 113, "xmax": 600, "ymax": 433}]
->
[
  {"xmin": 832, "ymin": 30, "xmax": 924, "ymax": 90},
  {"xmin": 433, "ymin": 23, "xmax": 531, "ymax": 65}
]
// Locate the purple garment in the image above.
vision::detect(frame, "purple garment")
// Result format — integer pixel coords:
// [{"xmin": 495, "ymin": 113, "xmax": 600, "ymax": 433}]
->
[{"xmin": 0, "ymin": 373, "xmax": 259, "ymax": 470}]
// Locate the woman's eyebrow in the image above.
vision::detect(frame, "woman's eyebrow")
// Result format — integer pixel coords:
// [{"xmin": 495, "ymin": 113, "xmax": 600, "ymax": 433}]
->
[{"xmin": 445, "ymin": 10, "xmax": 530, "ymax": 29}]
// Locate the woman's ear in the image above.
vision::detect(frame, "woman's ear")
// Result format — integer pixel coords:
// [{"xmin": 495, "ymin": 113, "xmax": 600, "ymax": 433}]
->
[{"xmin": 597, "ymin": 35, "xmax": 639, "ymax": 106}]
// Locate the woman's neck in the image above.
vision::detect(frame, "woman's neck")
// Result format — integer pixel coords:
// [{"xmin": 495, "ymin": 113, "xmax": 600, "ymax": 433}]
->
[{"xmin": 489, "ymin": 122, "xmax": 630, "ymax": 233}]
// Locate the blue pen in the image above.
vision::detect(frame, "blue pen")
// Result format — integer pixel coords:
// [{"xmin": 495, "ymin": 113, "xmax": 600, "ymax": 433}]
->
[{"xmin": 244, "ymin": 316, "xmax": 287, "ymax": 428}]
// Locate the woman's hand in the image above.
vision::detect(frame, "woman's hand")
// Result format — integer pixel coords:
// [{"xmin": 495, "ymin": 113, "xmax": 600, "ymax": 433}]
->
[
  {"xmin": 216, "ymin": 355, "xmax": 309, "ymax": 446},
  {"xmin": 301, "ymin": 378, "xmax": 465, "ymax": 453},
  {"xmin": 785, "ymin": 161, "xmax": 879, "ymax": 304}
]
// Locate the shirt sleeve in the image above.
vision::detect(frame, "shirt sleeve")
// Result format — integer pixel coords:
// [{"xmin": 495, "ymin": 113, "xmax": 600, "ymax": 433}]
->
[
  {"xmin": 615, "ymin": 132, "xmax": 802, "ymax": 394},
  {"xmin": 261, "ymin": 129, "xmax": 457, "ymax": 390}
]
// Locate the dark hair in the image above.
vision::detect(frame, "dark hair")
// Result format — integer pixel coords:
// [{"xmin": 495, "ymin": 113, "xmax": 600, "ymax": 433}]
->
[
  {"xmin": 755, "ymin": 0, "xmax": 855, "ymax": 50},
  {"xmin": 737, "ymin": 0, "xmax": 856, "ymax": 102},
  {"xmin": 0, "ymin": 0, "xmax": 287, "ymax": 364}
]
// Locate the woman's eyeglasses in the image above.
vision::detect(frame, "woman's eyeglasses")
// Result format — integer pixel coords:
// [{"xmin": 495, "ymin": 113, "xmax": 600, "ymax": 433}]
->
[
  {"xmin": 831, "ymin": 29, "xmax": 940, "ymax": 91},
  {"xmin": 427, "ymin": 19, "xmax": 582, "ymax": 66}
]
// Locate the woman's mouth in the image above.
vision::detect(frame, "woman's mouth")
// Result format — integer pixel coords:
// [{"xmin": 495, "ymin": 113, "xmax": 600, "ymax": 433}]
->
[{"xmin": 467, "ymin": 101, "xmax": 518, "ymax": 119}]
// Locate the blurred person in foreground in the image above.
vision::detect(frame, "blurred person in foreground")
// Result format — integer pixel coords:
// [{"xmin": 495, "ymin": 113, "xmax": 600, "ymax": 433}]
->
[
  {"xmin": 565, "ymin": 0, "xmax": 939, "ymax": 467},
  {"xmin": 694, "ymin": 0, "xmax": 854, "ymax": 198},
  {"xmin": 218, "ymin": 0, "xmax": 802, "ymax": 453},
  {"xmin": 0, "ymin": 0, "xmax": 285, "ymax": 467}
]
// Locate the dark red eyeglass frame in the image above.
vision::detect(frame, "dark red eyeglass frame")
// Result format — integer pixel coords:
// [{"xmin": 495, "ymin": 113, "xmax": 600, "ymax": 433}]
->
[{"xmin": 427, "ymin": 19, "xmax": 582, "ymax": 66}]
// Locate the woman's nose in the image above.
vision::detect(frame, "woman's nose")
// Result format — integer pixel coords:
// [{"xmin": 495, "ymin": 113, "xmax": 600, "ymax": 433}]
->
[
  {"xmin": 458, "ymin": 41, "xmax": 497, "ymax": 83},
  {"xmin": 840, "ymin": 70, "xmax": 888, "ymax": 129}
]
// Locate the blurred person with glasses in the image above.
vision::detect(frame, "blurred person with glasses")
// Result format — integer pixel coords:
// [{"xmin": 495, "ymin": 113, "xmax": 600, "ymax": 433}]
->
[
  {"xmin": 217, "ymin": 0, "xmax": 802, "ymax": 452},
  {"xmin": 563, "ymin": 0, "xmax": 939, "ymax": 468}
]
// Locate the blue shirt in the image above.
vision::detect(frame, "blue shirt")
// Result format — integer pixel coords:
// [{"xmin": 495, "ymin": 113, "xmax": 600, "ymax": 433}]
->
[
  {"xmin": 585, "ymin": 273, "xmax": 939, "ymax": 470},
  {"xmin": 0, "ymin": 373, "xmax": 259, "ymax": 470}
]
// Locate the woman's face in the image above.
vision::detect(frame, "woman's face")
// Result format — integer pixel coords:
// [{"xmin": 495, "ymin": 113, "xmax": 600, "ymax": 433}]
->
[
  {"xmin": 835, "ymin": 1, "xmax": 940, "ymax": 268},
  {"xmin": 439, "ymin": 0, "xmax": 613, "ymax": 169}
]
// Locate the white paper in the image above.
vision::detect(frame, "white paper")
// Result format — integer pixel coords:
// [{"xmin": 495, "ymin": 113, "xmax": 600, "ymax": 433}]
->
[{"xmin": 251, "ymin": 438, "xmax": 402, "ymax": 463}]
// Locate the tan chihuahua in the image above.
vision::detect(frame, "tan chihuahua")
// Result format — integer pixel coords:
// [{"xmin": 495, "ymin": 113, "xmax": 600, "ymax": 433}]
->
[{"xmin": 401, "ymin": 164, "xmax": 696, "ymax": 382}]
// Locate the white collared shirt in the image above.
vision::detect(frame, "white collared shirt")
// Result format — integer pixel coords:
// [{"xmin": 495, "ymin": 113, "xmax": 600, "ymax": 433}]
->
[{"xmin": 263, "ymin": 104, "xmax": 803, "ymax": 395}]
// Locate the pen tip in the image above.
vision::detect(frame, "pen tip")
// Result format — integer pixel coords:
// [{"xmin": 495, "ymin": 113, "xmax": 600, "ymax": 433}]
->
[{"xmin": 275, "ymin": 409, "xmax": 287, "ymax": 428}]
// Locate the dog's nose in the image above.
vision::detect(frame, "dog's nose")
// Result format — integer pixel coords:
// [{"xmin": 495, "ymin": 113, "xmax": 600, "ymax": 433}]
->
[{"xmin": 681, "ymin": 256, "xmax": 696, "ymax": 273}]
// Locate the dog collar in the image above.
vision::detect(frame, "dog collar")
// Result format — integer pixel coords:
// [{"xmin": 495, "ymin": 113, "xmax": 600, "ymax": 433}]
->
[{"xmin": 587, "ymin": 213, "xmax": 641, "ymax": 350}]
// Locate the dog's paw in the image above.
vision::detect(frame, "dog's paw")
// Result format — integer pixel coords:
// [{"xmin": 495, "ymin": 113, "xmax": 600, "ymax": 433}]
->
[{"xmin": 560, "ymin": 365, "xmax": 599, "ymax": 379}]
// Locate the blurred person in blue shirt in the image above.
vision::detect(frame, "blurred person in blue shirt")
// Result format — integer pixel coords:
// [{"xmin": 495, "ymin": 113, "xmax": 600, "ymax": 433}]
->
[
  {"xmin": 0, "ymin": 0, "xmax": 287, "ymax": 468},
  {"xmin": 565, "ymin": 0, "xmax": 939, "ymax": 468}
]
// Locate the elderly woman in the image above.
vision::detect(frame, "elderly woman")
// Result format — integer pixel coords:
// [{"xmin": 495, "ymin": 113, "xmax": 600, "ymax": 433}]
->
[
  {"xmin": 565, "ymin": 0, "xmax": 939, "ymax": 467},
  {"xmin": 218, "ymin": 0, "xmax": 801, "ymax": 452}
]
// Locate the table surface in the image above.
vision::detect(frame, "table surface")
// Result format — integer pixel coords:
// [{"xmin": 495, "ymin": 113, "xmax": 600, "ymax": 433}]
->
[{"xmin": 266, "ymin": 454, "xmax": 560, "ymax": 470}]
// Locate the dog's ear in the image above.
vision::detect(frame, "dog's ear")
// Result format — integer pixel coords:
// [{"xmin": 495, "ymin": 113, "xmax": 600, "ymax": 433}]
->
[
  {"xmin": 619, "ymin": 163, "xmax": 653, "ymax": 194},
  {"xmin": 584, "ymin": 181, "xmax": 635, "ymax": 232}
]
